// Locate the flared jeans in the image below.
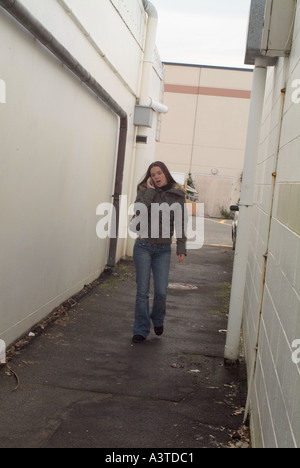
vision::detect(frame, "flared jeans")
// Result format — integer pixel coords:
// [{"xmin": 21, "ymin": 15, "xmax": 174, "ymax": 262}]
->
[{"xmin": 133, "ymin": 238, "xmax": 172, "ymax": 338}]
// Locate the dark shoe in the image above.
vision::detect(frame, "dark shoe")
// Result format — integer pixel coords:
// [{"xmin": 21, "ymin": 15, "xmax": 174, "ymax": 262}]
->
[
  {"xmin": 154, "ymin": 326, "xmax": 164, "ymax": 336},
  {"xmin": 132, "ymin": 335, "xmax": 146, "ymax": 344}
]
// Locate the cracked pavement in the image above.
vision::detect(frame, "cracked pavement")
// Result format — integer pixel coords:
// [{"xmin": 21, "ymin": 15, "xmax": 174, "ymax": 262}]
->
[{"xmin": 0, "ymin": 232, "xmax": 247, "ymax": 449}]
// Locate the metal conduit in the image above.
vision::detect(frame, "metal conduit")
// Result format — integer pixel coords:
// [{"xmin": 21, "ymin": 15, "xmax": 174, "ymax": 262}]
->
[{"xmin": 0, "ymin": 0, "xmax": 128, "ymax": 270}]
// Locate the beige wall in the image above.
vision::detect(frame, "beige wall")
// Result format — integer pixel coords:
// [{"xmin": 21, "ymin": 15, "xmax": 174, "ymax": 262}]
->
[
  {"xmin": 0, "ymin": 0, "xmax": 163, "ymax": 346},
  {"xmin": 156, "ymin": 64, "xmax": 253, "ymax": 217}
]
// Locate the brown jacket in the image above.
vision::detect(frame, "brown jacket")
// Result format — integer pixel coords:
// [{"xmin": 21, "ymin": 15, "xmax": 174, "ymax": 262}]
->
[{"xmin": 134, "ymin": 182, "xmax": 187, "ymax": 256}]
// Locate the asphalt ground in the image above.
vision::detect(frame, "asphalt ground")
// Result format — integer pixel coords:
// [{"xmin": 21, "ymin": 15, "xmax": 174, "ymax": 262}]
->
[{"xmin": 0, "ymin": 219, "xmax": 248, "ymax": 450}]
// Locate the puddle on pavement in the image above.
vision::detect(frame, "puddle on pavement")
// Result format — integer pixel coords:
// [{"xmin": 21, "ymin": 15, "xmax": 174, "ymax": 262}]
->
[{"xmin": 168, "ymin": 283, "xmax": 198, "ymax": 290}]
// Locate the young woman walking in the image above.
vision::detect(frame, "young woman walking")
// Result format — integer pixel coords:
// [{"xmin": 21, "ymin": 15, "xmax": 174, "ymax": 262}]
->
[{"xmin": 132, "ymin": 161, "xmax": 187, "ymax": 343}]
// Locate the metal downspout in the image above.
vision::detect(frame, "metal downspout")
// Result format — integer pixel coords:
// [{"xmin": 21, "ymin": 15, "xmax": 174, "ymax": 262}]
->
[
  {"xmin": 224, "ymin": 57, "xmax": 268, "ymax": 363},
  {"xmin": 131, "ymin": 0, "xmax": 159, "ymax": 190},
  {"xmin": 106, "ymin": 116, "xmax": 128, "ymax": 270},
  {"xmin": 140, "ymin": 0, "xmax": 158, "ymax": 108},
  {"xmin": 0, "ymin": 0, "xmax": 128, "ymax": 271},
  {"xmin": 140, "ymin": 1, "xmax": 168, "ymax": 114}
]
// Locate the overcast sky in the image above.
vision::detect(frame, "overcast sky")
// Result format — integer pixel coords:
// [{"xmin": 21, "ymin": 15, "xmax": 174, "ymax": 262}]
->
[{"xmin": 153, "ymin": 0, "xmax": 252, "ymax": 69}]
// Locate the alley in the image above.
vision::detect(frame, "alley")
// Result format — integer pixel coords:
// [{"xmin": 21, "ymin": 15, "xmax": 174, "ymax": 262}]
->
[{"xmin": 0, "ymin": 220, "xmax": 247, "ymax": 449}]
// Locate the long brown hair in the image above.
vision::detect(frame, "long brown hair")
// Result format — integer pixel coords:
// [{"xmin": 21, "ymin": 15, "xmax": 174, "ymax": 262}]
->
[{"xmin": 139, "ymin": 161, "xmax": 177, "ymax": 188}]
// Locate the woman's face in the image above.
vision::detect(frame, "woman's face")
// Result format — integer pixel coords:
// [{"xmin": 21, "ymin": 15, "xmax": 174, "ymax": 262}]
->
[{"xmin": 150, "ymin": 166, "xmax": 168, "ymax": 188}]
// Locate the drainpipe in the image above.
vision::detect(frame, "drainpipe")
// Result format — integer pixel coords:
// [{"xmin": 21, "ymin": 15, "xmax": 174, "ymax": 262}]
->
[
  {"xmin": 0, "ymin": 0, "xmax": 128, "ymax": 271},
  {"xmin": 224, "ymin": 57, "xmax": 268, "ymax": 363},
  {"xmin": 140, "ymin": 0, "xmax": 159, "ymax": 108},
  {"xmin": 132, "ymin": 0, "xmax": 167, "ymax": 182},
  {"xmin": 107, "ymin": 116, "xmax": 128, "ymax": 270},
  {"xmin": 139, "ymin": 1, "xmax": 168, "ymax": 114}
]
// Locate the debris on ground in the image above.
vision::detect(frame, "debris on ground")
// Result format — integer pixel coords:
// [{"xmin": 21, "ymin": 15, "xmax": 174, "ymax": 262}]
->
[{"xmin": 229, "ymin": 425, "xmax": 251, "ymax": 448}]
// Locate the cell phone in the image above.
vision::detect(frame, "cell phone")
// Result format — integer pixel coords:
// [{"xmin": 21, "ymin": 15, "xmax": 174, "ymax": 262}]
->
[{"xmin": 150, "ymin": 178, "xmax": 154, "ymax": 187}]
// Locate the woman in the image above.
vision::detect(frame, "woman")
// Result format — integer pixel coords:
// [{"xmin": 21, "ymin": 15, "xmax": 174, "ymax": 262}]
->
[{"xmin": 132, "ymin": 161, "xmax": 187, "ymax": 344}]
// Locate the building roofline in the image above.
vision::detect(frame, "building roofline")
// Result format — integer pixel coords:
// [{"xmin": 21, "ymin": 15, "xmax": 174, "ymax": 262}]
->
[{"xmin": 163, "ymin": 62, "xmax": 254, "ymax": 73}]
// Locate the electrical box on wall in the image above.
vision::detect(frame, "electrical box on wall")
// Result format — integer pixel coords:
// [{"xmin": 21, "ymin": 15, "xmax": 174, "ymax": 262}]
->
[
  {"xmin": 134, "ymin": 105, "xmax": 154, "ymax": 128},
  {"xmin": 261, "ymin": 0, "xmax": 296, "ymax": 57}
]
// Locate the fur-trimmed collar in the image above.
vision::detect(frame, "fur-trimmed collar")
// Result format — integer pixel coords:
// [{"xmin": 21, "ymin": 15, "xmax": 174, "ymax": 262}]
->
[{"xmin": 138, "ymin": 181, "xmax": 186, "ymax": 197}]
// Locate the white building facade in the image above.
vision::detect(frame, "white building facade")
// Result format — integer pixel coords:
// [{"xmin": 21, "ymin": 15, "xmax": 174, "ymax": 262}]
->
[
  {"xmin": 156, "ymin": 63, "xmax": 253, "ymax": 218},
  {"xmin": 0, "ymin": 0, "xmax": 165, "ymax": 347}
]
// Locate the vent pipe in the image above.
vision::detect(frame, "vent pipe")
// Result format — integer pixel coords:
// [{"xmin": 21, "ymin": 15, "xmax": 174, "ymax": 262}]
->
[
  {"xmin": 132, "ymin": 0, "xmax": 166, "ymax": 189},
  {"xmin": 140, "ymin": 0, "xmax": 158, "ymax": 108},
  {"xmin": 137, "ymin": 0, "xmax": 168, "ymax": 121}
]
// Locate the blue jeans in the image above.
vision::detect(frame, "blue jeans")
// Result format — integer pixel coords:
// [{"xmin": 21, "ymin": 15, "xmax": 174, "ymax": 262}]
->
[{"xmin": 133, "ymin": 239, "xmax": 172, "ymax": 338}]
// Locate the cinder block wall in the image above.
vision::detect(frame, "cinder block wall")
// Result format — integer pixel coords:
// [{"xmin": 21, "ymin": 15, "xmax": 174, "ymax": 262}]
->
[{"xmin": 243, "ymin": 5, "xmax": 300, "ymax": 448}]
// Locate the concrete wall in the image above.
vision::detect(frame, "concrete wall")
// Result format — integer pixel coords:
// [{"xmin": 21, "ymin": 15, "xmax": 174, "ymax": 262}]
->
[
  {"xmin": 155, "ymin": 63, "xmax": 253, "ymax": 217},
  {"xmin": 243, "ymin": 4, "xmax": 300, "ymax": 448},
  {"xmin": 0, "ymin": 0, "xmax": 164, "ymax": 346}
]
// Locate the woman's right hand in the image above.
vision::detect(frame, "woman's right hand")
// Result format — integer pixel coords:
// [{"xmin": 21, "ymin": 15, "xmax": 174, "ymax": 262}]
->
[{"xmin": 147, "ymin": 177, "xmax": 155, "ymax": 189}]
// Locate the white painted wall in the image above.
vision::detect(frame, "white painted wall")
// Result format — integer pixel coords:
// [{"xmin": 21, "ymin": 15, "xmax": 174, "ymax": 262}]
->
[
  {"xmin": 0, "ymin": 0, "xmax": 164, "ymax": 346},
  {"xmin": 243, "ymin": 3, "xmax": 300, "ymax": 448}
]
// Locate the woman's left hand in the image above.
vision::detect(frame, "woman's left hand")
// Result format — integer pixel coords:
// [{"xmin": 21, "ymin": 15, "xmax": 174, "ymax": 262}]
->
[{"xmin": 177, "ymin": 254, "xmax": 185, "ymax": 263}]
